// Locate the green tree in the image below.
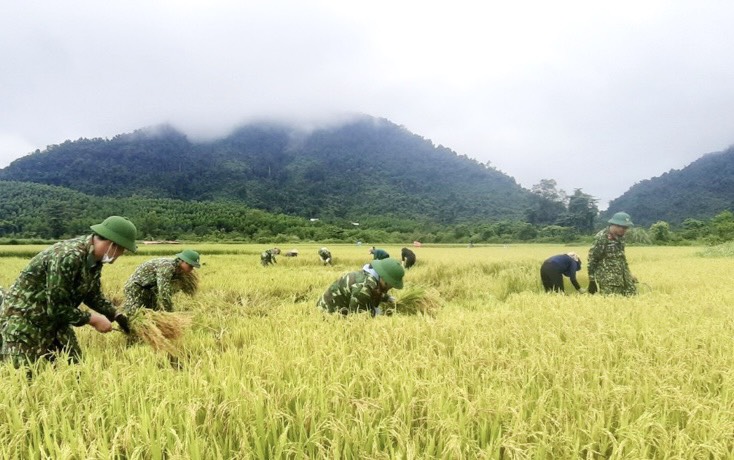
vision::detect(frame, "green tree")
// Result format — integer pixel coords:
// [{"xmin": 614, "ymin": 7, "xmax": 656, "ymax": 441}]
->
[
  {"xmin": 709, "ymin": 210, "xmax": 734, "ymax": 242},
  {"xmin": 47, "ymin": 202, "xmax": 66, "ymax": 239},
  {"xmin": 563, "ymin": 189, "xmax": 598, "ymax": 234},
  {"xmin": 680, "ymin": 218, "xmax": 707, "ymax": 240},
  {"xmin": 625, "ymin": 227, "xmax": 652, "ymax": 245},
  {"xmin": 649, "ymin": 221, "xmax": 671, "ymax": 244},
  {"xmin": 524, "ymin": 179, "xmax": 567, "ymax": 225},
  {"xmin": 538, "ymin": 225, "xmax": 576, "ymax": 242}
]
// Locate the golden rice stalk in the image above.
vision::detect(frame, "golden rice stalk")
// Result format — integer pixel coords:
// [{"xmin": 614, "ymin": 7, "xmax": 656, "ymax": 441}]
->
[
  {"xmin": 394, "ymin": 287, "xmax": 442, "ymax": 317},
  {"xmin": 172, "ymin": 270, "xmax": 199, "ymax": 296},
  {"xmin": 150, "ymin": 310, "xmax": 192, "ymax": 340},
  {"xmin": 128, "ymin": 310, "xmax": 192, "ymax": 356}
]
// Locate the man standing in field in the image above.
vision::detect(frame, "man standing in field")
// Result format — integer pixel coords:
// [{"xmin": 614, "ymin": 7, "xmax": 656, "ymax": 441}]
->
[
  {"xmin": 587, "ymin": 212, "xmax": 637, "ymax": 296},
  {"xmin": 317, "ymin": 258, "xmax": 404, "ymax": 316},
  {"xmin": 122, "ymin": 249, "xmax": 200, "ymax": 314},
  {"xmin": 0, "ymin": 216, "xmax": 137, "ymax": 368}
]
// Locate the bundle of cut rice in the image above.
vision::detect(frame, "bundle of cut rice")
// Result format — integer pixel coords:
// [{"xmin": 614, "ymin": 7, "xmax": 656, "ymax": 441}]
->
[
  {"xmin": 128, "ymin": 309, "xmax": 192, "ymax": 357},
  {"xmin": 393, "ymin": 287, "xmax": 442, "ymax": 317},
  {"xmin": 172, "ymin": 270, "xmax": 199, "ymax": 296}
]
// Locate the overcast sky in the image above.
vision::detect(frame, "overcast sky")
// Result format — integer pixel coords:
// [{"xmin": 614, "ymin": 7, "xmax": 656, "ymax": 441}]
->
[{"xmin": 2, "ymin": 1, "xmax": 733, "ymax": 209}]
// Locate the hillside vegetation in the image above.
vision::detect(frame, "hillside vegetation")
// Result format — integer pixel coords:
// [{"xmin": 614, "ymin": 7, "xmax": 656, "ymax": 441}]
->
[
  {"xmin": 0, "ymin": 180, "xmax": 431, "ymax": 243},
  {"xmin": 0, "ymin": 116, "xmax": 530, "ymax": 224},
  {"xmin": 3, "ymin": 115, "xmax": 733, "ymax": 235},
  {"xmin": 605, "ymin": 146, "xmax": 734, "ymax": 226}
]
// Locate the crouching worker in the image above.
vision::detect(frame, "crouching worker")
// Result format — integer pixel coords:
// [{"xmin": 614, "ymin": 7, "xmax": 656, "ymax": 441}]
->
[
  {"xmin": 317, "ymin": 258, "xmax": 404, "ymax": 316},
  {"xmin": 0, "ymin": 216, "xmax": 137, "ymax": 369},
  {"xmin": 401, "ymin": 247, "xmax": 416, "ymax": 269},
  {"xmin": 540, "ymin": 252, "xmax": 584, "ymax": 293},
  {"xmin": 122, "ymin": 249, "xmax": 200, "ymax": 315},
  {"xmin": 318, "ymin": 247, "xmax": 332, "ymax": 265},
  {"xmin": 261, "ymin": 248, "xmax": 280, "ymax": 266},
  {"xmin": 369, "ymin": 247, "xmax": 390, "ymax": 260}
]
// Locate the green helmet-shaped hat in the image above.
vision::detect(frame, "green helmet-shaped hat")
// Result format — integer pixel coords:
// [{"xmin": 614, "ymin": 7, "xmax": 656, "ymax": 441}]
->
[
  {"xmin": 90, "ymin": 216, "xmax": 138, "ymax": 252},
  {"xmin": 176, "ymin": 249, "xmax": 201, "ymax": 268},
  {"xmin": 371, "ymin": 258, "xmax": 405, "ymax": 289},
  {"xmin": 608, "ymin": 212, "xmax": 634, "ymax": 227}
]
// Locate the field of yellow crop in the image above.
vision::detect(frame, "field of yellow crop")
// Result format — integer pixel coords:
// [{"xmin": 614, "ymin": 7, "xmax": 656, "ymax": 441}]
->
[{"xmin": 1, "ymin": 243, "xmax": 733, "ymax": 459}]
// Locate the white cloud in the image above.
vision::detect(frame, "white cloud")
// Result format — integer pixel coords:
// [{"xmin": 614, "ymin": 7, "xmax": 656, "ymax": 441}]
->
[{"xmin": 1, "ymin": 0, "xmax": 733, "ymax": 208}]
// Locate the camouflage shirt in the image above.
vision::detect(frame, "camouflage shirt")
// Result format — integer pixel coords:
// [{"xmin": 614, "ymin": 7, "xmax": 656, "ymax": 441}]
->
[
  {"xmin": 317, "ymin": 270, "xmax": 390, "ymax": 314},
  {"xmin": 261, "ymin": 249, "xmax": 277, "ymax": 265},
  {"xmin": 587, "ymin": 228, "xmax": 636, "ymax": 296},
  {"xmin": 0, "ymin": 235, "xmax": 116, "ymax": 345},
  {"xmin": 123, "ymin": 258, "xmax": 179, "ymax": 312}
]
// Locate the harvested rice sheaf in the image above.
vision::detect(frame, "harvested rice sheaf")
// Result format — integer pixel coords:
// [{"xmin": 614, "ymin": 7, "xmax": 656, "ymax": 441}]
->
[
  {"xmin": 393, "ymin": 287, "xmax": 443, "ymax": 317},
  {"xmin": 128, "ymin": 310, "xmax": 192, "ymax": 357},
  {"xmin": 172, "ymin": 270, "xmax": 199, "ymax": 296},
  {"xmin": 151, "ymin": 311, "xmax": 192, "ymax": 339}
]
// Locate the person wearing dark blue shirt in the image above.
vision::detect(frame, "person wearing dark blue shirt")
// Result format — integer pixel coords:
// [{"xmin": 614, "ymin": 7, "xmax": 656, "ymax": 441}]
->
[
  {"xmin": 540, "ymin": 252, "xmax": 584, "ymax": 293},
  {"xmin": 369, "ymin": 247, "xmax": 390, "ymax": 260}
]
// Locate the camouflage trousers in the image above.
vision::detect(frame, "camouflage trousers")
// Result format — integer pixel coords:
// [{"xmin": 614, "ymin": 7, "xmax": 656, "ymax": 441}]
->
[
  {"xmin": 316, "ymin": 295, "xmax": 376, "ymax": 316},
  {"xmin": 1, "ymin": 323, "xmax": 82, "ymax": 368},
  {"xmin": 589, "ymin": 279, "xmax": 637, "ymax": 296},
  {"xmin": 604, "ymin": 283, "xmax": 637, "ymax": 296},
  {"xmin": 316, "ymin": 295, "xmax": 346, "ymax": 315}
]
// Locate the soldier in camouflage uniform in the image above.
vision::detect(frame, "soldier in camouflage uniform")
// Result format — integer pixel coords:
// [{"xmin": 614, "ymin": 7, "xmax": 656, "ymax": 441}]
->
[
  {"xmin": 0, "ymin": 216, "xmax": 137, "ymax": 368},
  {"xmin": 317, "ymin": 258, "xmax": 405, "ymax": 316},
  {"xmin": 260, "ymin": 248, "xmax": 280, "ymax": 266},
  {"xmin": 587, "ymin": 212, "xmax": 637, "ymax": 296},
  {"xmin": 122, "ymin": 249, "xmax": 201, "ymax": 314},
  {"xmin": 401, "ymin": 247, "xmax": 416, "ymax": 269},
  {"xmin": 318, "ymin": 247, "xmax": 332, "ymax": 265}
]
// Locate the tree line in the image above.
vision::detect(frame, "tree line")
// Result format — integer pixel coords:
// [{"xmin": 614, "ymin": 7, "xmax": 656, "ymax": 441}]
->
[{"xmin": 1, "ymin": 180, "xmax": 732, "ymax": 246}]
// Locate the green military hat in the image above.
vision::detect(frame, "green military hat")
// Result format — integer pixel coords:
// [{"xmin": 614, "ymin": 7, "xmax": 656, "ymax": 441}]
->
[
  {"xmin": 372, "ymin": 258, "xmax": 405, "ymax": 289},
  {"xmin": 176, "ymin": 249, "xmax": 201, "ymax": 268},
  {"xmin": 90, "ymin": 216, "xmax": 138, "ymax": 252},
  {"xmin": 608, "ymin": 212, "xmax": 634, "ymax": 227}
]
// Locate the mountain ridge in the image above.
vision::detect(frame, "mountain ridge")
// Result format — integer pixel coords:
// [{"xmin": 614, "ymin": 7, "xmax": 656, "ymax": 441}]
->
[
  {"xmin": 604, "ymin": 145, "xmax": 734, "ymax": 227},
  {"xmin": 3, "ymin": 115, "xmax": 733, "ymax": 229},
  {"xmin": 0, "ymin": 115, "xmax": 532, "ymax": 224}
]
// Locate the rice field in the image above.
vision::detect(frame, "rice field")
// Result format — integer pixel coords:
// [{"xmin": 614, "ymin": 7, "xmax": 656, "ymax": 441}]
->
[{"xmin": 1, "ymin": 243, "xmax": 734, "ymax": 459}]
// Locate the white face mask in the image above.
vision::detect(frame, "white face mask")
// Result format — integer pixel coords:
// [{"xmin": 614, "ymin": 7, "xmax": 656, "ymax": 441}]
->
[{"xmin": 101, "ymin": 243, "xmax": 118, "ymax": 264}]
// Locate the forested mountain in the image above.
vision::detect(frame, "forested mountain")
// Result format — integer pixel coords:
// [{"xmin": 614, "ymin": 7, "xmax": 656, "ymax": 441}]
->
[
  {"xmin": 605, "ymin": 146, "xmax": 734, "ymax": 227},
  {"xmin": 0, "ymin": 180, "xmax": 403, "ymax": 242},
  {"xmin": 0, "ymin": 180, "xmax": 546, "ymax": 243},
  {"xmin": 0, "ymin": 116, "xmax": 531, "ymax": 224}
]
